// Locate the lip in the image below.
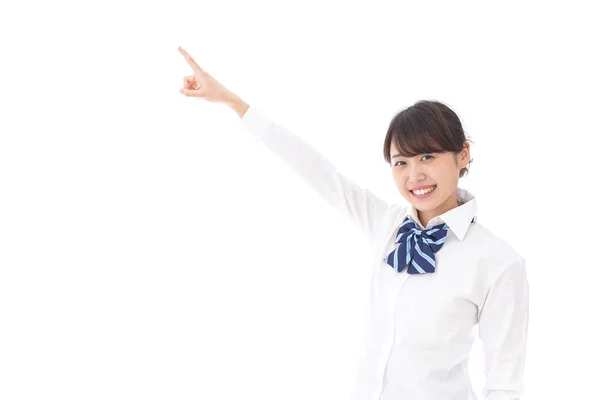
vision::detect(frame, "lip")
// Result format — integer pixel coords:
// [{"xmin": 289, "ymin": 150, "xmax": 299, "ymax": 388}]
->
[
  {"xmin": 410, "ymin": 184, "xmax": 436, "ymax": 191},
  {"xmin": 410, "ymin": 185, "xmax": 437, "ymax": 199}
]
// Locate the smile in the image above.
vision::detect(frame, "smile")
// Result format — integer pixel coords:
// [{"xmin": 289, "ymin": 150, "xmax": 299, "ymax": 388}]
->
[{"xmin": 410, "ymin": 185, "xmax": 436, "ymax": 198}]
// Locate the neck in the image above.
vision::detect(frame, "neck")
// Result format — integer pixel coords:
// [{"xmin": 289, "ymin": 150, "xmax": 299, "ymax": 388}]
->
[{"xmin": 417, "ymin": 189, "xmax": 459, "ymax": 227}]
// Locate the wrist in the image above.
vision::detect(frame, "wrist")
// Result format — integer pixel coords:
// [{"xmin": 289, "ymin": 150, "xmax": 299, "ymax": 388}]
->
[{"xmin": 226, "ymin": 94, "xmax": 249, "ymax": 118}]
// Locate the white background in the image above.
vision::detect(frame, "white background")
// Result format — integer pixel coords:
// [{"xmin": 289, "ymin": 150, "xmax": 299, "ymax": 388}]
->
[{"xmin": 1, "ymin": 1, "xmax": 598, "ymax": 399}]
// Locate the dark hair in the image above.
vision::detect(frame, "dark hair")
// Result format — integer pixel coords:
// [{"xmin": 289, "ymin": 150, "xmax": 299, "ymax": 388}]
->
[{"xmin": 383, "ymin": 100, "xmax": 474, "ymax": 178}]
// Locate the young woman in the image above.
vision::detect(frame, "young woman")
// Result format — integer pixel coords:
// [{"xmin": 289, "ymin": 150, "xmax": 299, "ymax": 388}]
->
[{"xmin": 178, "ymin": 46, "xmax": 529, "ymax": 400}]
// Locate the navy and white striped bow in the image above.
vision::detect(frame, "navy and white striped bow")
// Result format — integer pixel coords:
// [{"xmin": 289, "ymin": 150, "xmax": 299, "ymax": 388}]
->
[{"xmin": 383, "ymin": 217, "xmax": 449, "ymax": 274}]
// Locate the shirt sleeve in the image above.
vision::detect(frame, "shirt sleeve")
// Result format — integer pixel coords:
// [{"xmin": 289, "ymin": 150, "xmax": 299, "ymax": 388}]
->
[
  {"xmin": 478, "ymin": 257, "xmax": 530, "ymax": 400},
  {"xmin": 239, "ymin": 106, "xmax": 391, "ymax": 245}
]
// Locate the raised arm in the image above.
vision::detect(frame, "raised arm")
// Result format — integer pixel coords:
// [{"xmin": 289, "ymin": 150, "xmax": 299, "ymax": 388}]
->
[
  {"xmin": 178, "ymin": 46, "xmax": 391, "ymax": 244},
  {"xmin": 233, "ymin": 98, "xmax": 390, "ymax": 245}
]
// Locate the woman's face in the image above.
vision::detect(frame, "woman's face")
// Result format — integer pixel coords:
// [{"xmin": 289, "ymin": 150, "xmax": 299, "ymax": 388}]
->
[{"xmin": 389, "ymin": 141, "xmax": 470, "ymax": 216}]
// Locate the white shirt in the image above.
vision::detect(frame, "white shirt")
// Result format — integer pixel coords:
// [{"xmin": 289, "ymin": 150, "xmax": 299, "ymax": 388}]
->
[{"xmin": 239, "ymin": 106, "xmax": 529, "ymax": 400}]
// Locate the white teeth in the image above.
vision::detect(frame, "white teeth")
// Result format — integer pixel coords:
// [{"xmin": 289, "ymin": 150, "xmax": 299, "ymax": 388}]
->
[{"xmin": 413, "ymin": 186, "xmax": 435, "ymax": 195}]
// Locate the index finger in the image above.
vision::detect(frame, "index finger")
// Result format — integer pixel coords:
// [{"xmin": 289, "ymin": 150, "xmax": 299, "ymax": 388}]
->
[{"xmin": 178, "ymin": 46, "xmax": 202, "ymax": 72}]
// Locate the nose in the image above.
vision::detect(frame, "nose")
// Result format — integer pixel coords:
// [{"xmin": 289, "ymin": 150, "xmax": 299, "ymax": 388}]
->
[{"xmin": 407, "ymin": 163, "xmax": 426, "ymax": 184}]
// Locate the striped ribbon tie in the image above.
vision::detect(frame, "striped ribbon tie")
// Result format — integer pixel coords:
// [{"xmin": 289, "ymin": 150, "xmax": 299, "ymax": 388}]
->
[{"xmin": 383, "ymin": 217, "xmax": 450, "ymax": 274}]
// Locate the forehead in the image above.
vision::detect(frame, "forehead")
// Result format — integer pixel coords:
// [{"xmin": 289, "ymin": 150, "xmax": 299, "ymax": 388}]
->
[{"xmin": 389, "ymin": 141, "xmax": 410, "ymax": 158}]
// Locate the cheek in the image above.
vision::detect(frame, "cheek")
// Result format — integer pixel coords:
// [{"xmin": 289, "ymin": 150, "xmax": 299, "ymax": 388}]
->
[
  {"xmin": 394, "ymin": 177, "xmax": 413, "ymax": 197},
  {"xmin": 392, "ymin": 171, "xmax": 405, "ymax": 184},
  {"xmin": 436, "ymin": 165, "xmax": 459, "ymax": 184}
]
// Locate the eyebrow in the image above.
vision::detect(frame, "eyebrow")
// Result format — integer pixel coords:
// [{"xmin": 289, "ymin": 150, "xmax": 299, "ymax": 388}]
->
[{"xmin": 392, "ymin": 152, "xmax": 438, "ymax": 159}]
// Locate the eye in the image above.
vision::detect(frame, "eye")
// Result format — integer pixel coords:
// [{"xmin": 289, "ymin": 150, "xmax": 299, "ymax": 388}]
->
[{"xmin": 395, "ymin": 154, "xmax": 433, "ymax": 165}]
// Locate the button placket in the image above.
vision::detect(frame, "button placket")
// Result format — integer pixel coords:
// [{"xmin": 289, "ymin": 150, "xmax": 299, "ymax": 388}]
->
[{"xmin": 376, "ymin": 270, "xmax": 411, "ymax": 400}]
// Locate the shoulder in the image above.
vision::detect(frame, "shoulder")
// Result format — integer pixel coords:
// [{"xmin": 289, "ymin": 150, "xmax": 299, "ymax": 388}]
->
[
  {"xmin": 462, "ymin": 223, "xmax": 528, "ymax": 295},
  {"xmin": 465, "ymin": 222, "xmax": 526, "ymax": 274}
]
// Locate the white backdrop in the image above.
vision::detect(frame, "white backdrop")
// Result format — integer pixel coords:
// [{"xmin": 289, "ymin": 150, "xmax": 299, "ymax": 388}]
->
[{"xmin": 1, "ymin": 1, "xmax": 598, "ymax": 399}]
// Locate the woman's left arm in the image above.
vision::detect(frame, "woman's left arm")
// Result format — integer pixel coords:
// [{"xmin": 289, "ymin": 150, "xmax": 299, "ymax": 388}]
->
[{"xmin": 478, "ymin": 257, "xmax": 530, "ymax": 400}]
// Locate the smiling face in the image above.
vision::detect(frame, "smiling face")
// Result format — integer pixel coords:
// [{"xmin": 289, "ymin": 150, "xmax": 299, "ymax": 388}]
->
[{"xmin": 390, "ymin": 141, "xmax": 471, "ymax": 226}]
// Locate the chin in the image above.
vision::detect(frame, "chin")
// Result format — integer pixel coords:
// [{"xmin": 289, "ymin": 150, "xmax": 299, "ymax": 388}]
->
[{"xmin": 412, "ymin": 202, "xmax": 438, "ymax": 211}]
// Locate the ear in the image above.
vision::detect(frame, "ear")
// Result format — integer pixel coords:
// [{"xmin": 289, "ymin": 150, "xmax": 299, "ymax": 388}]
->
[{"xmin": 458, "ymin": 142, "xmax": 471, "ymax": 168}]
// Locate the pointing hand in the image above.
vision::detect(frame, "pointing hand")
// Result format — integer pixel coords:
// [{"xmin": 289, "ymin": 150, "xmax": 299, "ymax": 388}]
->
[{"xmin": 178, "ymin": 46, "xmax": 236, "ymax": 104}]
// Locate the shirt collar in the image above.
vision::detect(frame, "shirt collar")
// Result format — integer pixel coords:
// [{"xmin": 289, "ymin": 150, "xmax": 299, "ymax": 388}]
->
[{"xmin": 402, "ymin": 187, "xmax": 477, "ymax": 241}]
